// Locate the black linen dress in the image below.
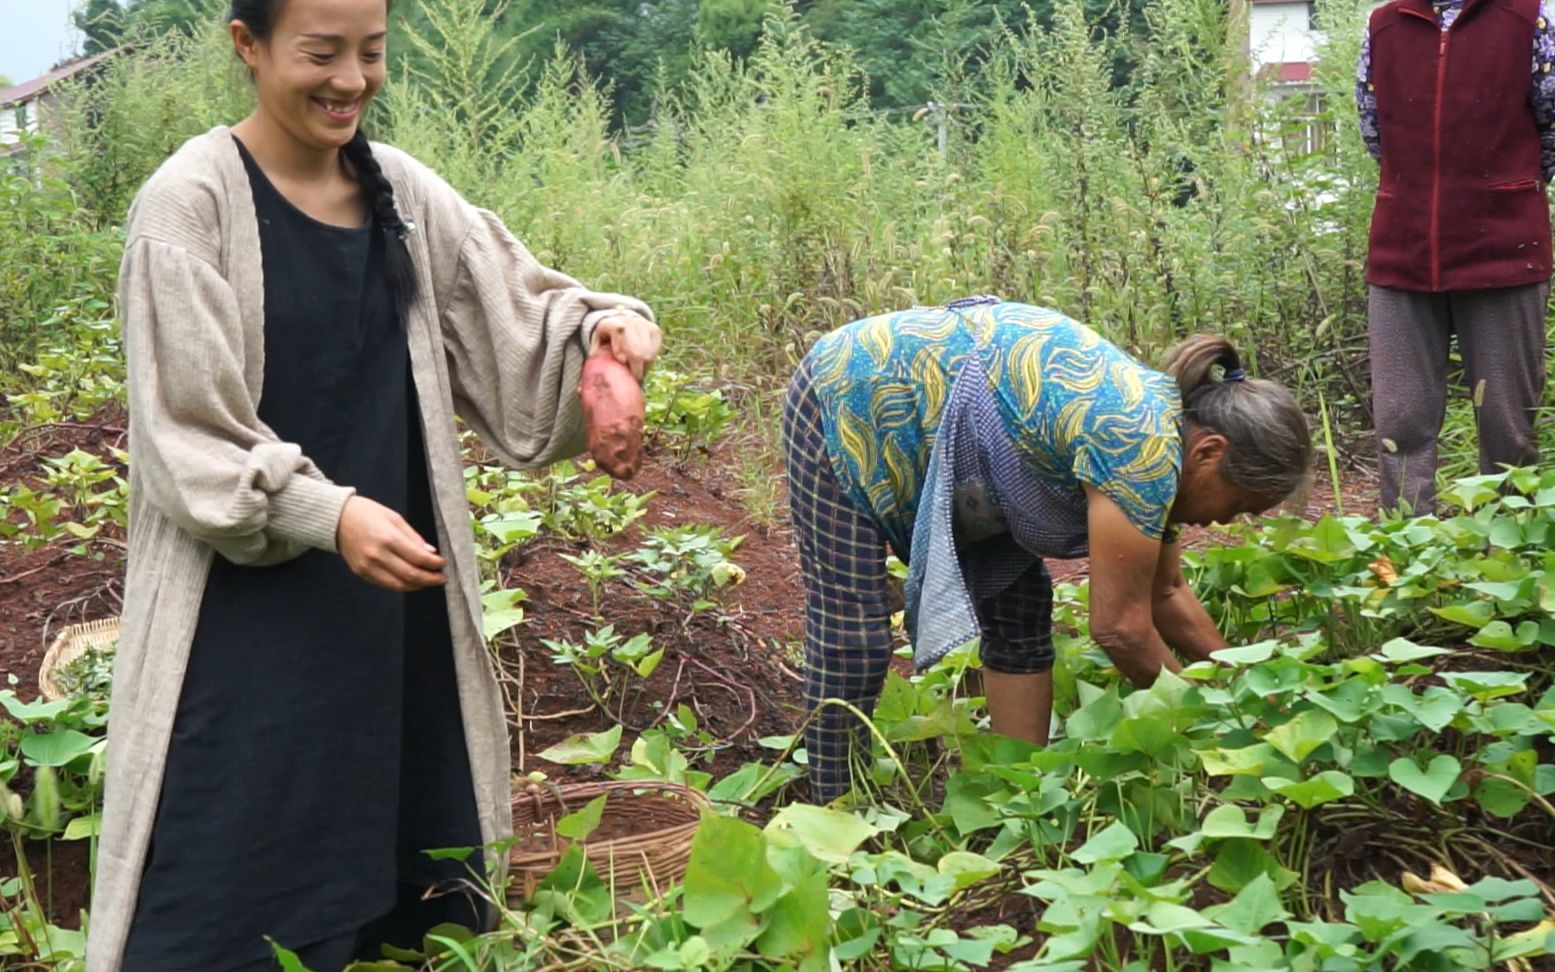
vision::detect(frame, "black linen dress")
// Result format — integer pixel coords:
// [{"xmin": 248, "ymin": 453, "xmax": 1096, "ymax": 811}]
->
[{"xmin": 121, "ymin": 137, "xmax": 484, "ymax": 972}]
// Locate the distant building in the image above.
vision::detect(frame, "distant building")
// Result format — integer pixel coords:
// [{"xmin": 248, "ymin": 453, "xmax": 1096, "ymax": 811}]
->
[
  {"xmin": 1246, "ymin": 0, "xmax": 1387, "ymax": 153},
  {"xmin": 0, "ymin": 51, "xmax": 118, "ymax": 153},
  {"xmin": 1249, "ymin": 0, "xmax": 1323, "ymax": 89}
]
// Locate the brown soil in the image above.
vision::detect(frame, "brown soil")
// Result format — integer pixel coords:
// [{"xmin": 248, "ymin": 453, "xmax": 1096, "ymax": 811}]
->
[
  {"xmin": 0, "ymin": 406, "xmax": 1387, "ymax": 942},
  {"xmin": 0, "ymin": 409, "xmax": 128, "ymax": 700},
  {"xmin": 945, "ymin": 889, "xmax": 1045, "ymax": 969},
  {"xmin": 0, "ymin": 837, "xmax": 94, "ymax": 930},
  {"xmin": 0, "ymin": 543, "xmax": 124, "ymax": 699},
  {"xmin": 0, "ymin": 413, "xmax": 127, "ymax": 932},
  {"xmin": 0, "ymin": 425, "xmax": 810, "ymax": 930},
  {"xmin": 497, "ymin": 436, "xmax": 807, "ymax": 785}
]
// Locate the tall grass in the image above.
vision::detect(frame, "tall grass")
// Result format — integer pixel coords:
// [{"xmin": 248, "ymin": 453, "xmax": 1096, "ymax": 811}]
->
[
  {"xmin": 10, "ymin": 0, "xmax": 1535, "ymax": 466},
  {"xmin": 0, "ymin": 141, "xmax": 121, "ymax": 367}
]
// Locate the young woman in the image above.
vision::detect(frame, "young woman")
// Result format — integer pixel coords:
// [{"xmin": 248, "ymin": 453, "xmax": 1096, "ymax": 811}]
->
[
  {"xmin": 784, "ymin": 296, "xmax": 1311, "ymax": 803},
  {"xmin": 89, "ymin": 1, "xmax": 660, "ymax": 969}
]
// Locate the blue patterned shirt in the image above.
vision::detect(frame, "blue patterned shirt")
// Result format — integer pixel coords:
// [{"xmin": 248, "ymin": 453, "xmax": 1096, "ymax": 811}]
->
[
  {"xmin": 805, "ymin": 303, "xmax": 1183, "ymax": 558},
  {"xmin": 1356, "ymin": 0, "xmax": 1555, "ymax": 180}
]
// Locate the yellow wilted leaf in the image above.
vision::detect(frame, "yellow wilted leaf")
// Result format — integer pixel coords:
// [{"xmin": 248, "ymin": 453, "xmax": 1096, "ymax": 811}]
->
[
  {"xmin": 1403, "ymin": 865, "xmax": 1471, "ymax": 895},
  {"xmin": 712, "ymin": 562, "xmax": 746, "ymax": 587},
  {"xmin": 1400, "ymin": 871, "xmax": 1433, "ymax": 895},
  {"xmin": 1369, "ymin": 555, "xmax": 1399, "ymax": 586},
  {"xmin": 1501, "ymin": 918, "xmax": 1555, "ymax": 971}
]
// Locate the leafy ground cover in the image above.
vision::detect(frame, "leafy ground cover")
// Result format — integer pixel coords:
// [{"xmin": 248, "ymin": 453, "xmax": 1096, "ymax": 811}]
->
[{"xmin": 5, "ymin": 301, "xmax": 1549, "ymax": 969}]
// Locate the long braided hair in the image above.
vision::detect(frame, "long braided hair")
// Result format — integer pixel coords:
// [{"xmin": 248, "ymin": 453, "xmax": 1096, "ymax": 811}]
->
[
  {"xmin": 228, "ymin": 0, "xmax": 419, "ymax": 323},
  {"xmin": 340, "ymin": 129, "xmax": 418, "ymax": 324}
]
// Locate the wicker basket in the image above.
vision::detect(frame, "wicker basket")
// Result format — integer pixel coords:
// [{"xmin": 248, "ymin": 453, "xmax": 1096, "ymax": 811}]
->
[
  {"xmin": 38, "ymin": 617, "xmax": 120, "ymax": 702},
  {"xmin": 508, "ymin": 780, "xmax": 708, "ymax": 902}
]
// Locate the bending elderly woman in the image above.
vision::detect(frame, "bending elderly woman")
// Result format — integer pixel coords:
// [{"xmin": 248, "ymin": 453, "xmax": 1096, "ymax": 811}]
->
[{"xmin": 783, "ymin": 297, "xmax": 1311, "ymax": 802}]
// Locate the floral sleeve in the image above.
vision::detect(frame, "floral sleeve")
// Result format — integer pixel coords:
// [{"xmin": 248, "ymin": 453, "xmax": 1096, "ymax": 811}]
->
[
  {"xmin": 1357, "ymin": 30, "xmax": 1381, "ymax": 162},
  {"xmin": 1531, "ymin": 1, "xmax": 1555, "ymax": 181}
]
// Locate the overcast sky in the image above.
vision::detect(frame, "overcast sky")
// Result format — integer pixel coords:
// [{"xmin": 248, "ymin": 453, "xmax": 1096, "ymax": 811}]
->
[{"xmin": 1, "ymin": 1, "xmax": 83, "ymax": 88}]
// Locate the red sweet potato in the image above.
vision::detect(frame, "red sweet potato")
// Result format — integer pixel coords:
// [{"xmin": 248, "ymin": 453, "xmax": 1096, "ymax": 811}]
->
[{"xmin": 580, "ymin": 349, "xmax": 645, "ymax": 480}]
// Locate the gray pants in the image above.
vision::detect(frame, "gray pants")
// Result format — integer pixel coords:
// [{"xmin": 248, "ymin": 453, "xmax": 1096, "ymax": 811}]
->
[{"xmin": 1368, "ymin": 283, "xmax": 1548, "ymax": 514}]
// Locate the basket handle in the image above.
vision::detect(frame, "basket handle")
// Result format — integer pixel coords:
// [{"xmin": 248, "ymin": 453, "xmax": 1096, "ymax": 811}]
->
[{"xmin": 519, "ymin": 781, "xmax": 573, "ymax": 823}]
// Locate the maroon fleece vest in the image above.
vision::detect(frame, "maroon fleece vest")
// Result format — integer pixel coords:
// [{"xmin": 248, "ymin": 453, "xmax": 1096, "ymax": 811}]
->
[{"xmin": 1367, "ymin": 0, "xmax": 1551, "ymax": 292}]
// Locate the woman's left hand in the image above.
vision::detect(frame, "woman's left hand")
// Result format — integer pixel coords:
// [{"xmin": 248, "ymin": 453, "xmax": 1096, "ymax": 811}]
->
[{"xmin": 590, "ymin": 311, "xmax": 661, "ymax": 382}]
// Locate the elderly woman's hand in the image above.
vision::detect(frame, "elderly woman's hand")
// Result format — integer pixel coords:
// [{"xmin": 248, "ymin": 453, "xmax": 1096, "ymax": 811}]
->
[{"xmin": 590, "ymin": 311, "xmax": 661, "ymax": 382}]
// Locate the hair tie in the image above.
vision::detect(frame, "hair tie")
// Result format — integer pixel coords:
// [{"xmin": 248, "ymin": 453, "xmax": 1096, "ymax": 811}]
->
[{"xmin": 1224, "ymin": 367, "xmax": 1247, "ymax": 383}]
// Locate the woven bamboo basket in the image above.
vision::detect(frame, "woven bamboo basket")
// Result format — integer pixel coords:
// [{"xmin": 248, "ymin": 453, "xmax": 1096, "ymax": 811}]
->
[
  {"xmin": 38, "ymin": 616, "xmax": 120, "ymax": 702},
  {"xmin": 508, "ymin": 780, "xmax": 708, "ymax": 903}
]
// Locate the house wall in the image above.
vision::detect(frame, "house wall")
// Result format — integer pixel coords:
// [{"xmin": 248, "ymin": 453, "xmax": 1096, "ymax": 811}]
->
[
  {"xmin": 1, "ymin": 92, "xmax": 64, "ymax": 151},
  {"xmin": 0, "ymin": 96, "xmax": 45, "ymax": 148},
  {"xmin": 1250, "ymin": 1, "xmax": 1322, "ymax": 68},
  {"xmin": 1251, "ymin": 1, "xmax": 1390, "ymax": 73}
]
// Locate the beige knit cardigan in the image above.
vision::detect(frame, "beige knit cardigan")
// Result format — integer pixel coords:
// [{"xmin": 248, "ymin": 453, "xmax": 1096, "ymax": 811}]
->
[{"xmin": 87, "ymin": 126, "xmax": 652, "ymax": 971}]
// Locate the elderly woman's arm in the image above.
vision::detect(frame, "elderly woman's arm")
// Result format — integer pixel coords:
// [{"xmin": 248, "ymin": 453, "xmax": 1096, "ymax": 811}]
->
[
  {"xmin": 1083, "ymin": 486, "xmax": 1184, "ymax": 687},
  {"xmin": 1150, "ymin": 541, "xmax": 1228, "ymax": 664}
]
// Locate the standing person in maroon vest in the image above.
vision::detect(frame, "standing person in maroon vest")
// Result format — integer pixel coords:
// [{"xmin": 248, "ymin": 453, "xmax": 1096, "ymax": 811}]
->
[{"xmin": 1357, "ymin": 0, "xmax": 1555, "ymax": 513}]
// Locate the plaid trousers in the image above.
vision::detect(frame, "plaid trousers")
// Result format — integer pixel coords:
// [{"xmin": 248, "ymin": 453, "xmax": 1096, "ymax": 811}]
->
[{"xmin": 784, "ymin": 358, "xmax": 1055, "ymax": 803}]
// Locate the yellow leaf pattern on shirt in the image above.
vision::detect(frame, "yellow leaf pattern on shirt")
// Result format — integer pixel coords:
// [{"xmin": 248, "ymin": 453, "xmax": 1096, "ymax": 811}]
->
[{"xmin": 802, "ymin": 303, "xmax": 1183, "ymax": 548}]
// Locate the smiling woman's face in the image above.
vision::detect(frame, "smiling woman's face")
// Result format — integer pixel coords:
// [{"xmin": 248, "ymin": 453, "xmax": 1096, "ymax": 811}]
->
[{"xmin": 231, "ymin": 0, "xmax": 389, "ymax": 152}]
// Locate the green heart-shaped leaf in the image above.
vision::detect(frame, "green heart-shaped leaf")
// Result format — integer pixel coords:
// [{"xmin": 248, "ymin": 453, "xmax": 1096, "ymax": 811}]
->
[
  {"xmin": 1200, "ymin": 803, "xmax": 1284, "ymax": 842},
  {"xmin": 1210, "ymin": 641, "xmax": 1280, "ymax": 665},
  {"xmin": 1262, "ymin": 771, "xmax": 1354, "ymax": 809},
  {"xmin": 555, "ymin": 794, "xmax": 608, "ymax": 841},
  {"xmin": 765, "ymin": 804, "xmax": 875, "ymax": 864},
  {"xmin": 1072, "ymin": 820, "xmax": 1138, "ymax": 864},
  {"xmin": 537, "ymin": 725, "xmax": 622, "ymax": 765},
  {"xmin": 1388, "ymin": 755, "xmax": 1460, "ymax": 804},
  {"xmin": 1262, "ymin": 710, "xmax": 1338, "ymax": 764},
  {"xmin": 1374, "ymin": 638, "xmax": 1451, "ymax": 664},
  {"xmin": 19, "ymin": 729, "xmax": 99, "ymax": 768},
  {"xmin": 1428, "ymin": 601, "xmax": 1494, "ymax": 629}
]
